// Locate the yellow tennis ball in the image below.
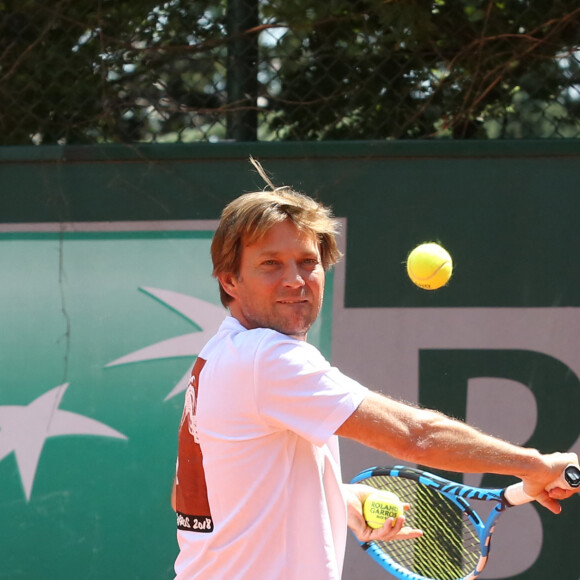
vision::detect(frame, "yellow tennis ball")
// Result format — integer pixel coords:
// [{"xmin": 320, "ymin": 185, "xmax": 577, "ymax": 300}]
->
[
  {"xmin": 406, "ymin": 242, "xmax": 453, "ymax": 290},
  {"xmin": 363, "ymin": 490, "xmax": 404, "ymax": 529}
]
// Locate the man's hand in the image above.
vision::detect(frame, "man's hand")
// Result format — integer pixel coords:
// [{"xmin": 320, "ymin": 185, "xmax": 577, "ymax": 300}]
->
[
  {"xmin": 344, "ymin": 483, "xmax": 423, "ymax": 543},
  {"xmin": 521, "ymin": 452, "xmax": 579, "ymax": 514}
]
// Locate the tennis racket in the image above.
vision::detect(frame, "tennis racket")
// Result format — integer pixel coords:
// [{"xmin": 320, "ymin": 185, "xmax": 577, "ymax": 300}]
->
[{"xmin": 350, "ymin": 464, "xmax": 580, "ymax": 580}]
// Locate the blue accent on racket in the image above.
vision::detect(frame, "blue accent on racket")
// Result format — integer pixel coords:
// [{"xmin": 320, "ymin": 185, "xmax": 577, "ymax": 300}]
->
[{"xmin": 350, "ymin": 464, "xmax": 579, "ymax": 580}]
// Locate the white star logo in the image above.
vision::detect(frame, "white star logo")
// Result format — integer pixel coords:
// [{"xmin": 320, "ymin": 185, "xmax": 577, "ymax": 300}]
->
[
  {"xmin": 106, "ymin": 287, "xmax": 225, "ymax": 400},
  {"xmin": 0, "ymin": 382, "xmax": 127, "ymax": 501}
]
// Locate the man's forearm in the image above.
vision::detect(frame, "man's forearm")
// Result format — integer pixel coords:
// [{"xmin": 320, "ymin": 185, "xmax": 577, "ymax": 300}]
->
[{"xmin": 338, "ymin": 391, "xmax": 545, "ymax": 479}]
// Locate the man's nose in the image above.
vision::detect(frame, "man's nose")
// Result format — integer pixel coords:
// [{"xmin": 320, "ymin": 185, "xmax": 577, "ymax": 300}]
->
[{"xmin": 282, "ymin": 262, "xmax": 305, "ymax": 287}]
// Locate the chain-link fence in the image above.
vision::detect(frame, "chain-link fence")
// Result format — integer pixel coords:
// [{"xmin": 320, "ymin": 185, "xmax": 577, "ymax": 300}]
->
[{"xmin": 1, "ymin": 0, "xmax": 579, "ymax": 145}]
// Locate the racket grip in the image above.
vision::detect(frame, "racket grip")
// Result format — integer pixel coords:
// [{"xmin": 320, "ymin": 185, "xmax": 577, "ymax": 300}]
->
[
  {"xmin": 503, "ymin": 482, "xmax": 534, "ymax": 506},
  {"xmin": 504, "ymin": 464, "xmax": 580, "ymax": 506},
  {"xmin": 546, "ymin": 464, "xmax": 580, "ymax": 491}
]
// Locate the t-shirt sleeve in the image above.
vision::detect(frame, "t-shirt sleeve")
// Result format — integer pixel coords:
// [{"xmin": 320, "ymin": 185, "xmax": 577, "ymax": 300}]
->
[{"xmin": 253, "ymin": 333, "xmax": 368, "ymax": 446}]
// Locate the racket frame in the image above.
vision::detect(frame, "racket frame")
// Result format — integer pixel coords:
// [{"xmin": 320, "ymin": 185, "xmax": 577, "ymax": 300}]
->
[{"xmin": 350, "ymin": 465, "xmax": 510, "ymax": 580}]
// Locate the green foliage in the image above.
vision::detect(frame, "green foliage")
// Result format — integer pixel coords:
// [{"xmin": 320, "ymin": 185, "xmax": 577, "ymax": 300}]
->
[
  {"xmin": 0, "ymin": 0, "xmax": 228, "ymax": 144},
  {"xmin": 263, "ymin": 0, "xmax": 580, "ymax": 139},
  {"xmin": 0, "ymin": 0, "xmax": 578, "ymax": 143}
]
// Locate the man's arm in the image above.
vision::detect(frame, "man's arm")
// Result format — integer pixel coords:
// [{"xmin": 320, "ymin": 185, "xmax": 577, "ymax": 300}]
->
[{"xmin": 337, "ymin": 391, "xmax": 578, "ymax": 512}]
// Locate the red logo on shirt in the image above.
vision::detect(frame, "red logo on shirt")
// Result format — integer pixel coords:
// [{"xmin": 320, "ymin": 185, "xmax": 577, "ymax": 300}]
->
[{"xmin": 175, "ymin": 357, "xmax": 214, "ymax": 533}]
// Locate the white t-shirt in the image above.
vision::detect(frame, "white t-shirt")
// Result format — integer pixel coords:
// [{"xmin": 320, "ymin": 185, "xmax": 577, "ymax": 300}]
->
[{"xmin": 174, "ymin": 316, "xmax": 368, "ymax": 579}]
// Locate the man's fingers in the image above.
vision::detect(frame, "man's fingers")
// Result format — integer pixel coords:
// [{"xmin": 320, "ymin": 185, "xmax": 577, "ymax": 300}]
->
[
  {"xmin": 548, "ymin": 486, "xmax": 579, "ymax": 500},
  {"xmin": 370, "ymin": 516, "xmax": 423, "ymax": 542},
  {"xmin": 534, "ymin": 490, "xmax": 562, "ymax": 515},
  {"xmin": 394, "ymin": 526, "xmax": 424, "ymax": 540}
]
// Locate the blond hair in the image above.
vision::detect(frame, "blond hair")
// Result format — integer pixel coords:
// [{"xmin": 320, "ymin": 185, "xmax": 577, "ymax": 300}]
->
[{"xmin": 211, "ymin": 158, "xmax": 342, "ymax": 306}]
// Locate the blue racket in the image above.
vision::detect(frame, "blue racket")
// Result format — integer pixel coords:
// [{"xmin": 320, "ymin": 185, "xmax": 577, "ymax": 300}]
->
[{"xmin": 350, "ymin": 464, "xmax": 580, "ymax": 580}]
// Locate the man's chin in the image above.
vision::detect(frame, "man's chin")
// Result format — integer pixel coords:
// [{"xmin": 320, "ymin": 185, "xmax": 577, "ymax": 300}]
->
[
  {"xmin": 271, "ymin": 318, "xmax": 314, "ymax": 339},
  {"xmin": 243, "ymin": 309, "xmax": 317, "ymax": 338}
]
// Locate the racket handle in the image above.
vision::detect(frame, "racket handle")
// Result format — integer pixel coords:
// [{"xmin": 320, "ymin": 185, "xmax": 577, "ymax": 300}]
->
[
  {"xmin": 546, "ymin": 464, "xmax": 580, "ymax": 491},
  {"xmin": 504, "ymin": 464, "xmax": 580, "ymax": 506}
]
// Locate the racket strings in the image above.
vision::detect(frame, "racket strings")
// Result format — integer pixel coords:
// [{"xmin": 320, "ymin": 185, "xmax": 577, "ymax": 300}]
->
[{"xmin": 368, "ymin": 475, "xmax": 481, "ymax": 580}]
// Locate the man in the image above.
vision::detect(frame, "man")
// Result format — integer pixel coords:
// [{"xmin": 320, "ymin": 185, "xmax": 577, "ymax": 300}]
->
[{"xmin": 173, "ymin": 162, "xmax": 578, "ymax": 579}]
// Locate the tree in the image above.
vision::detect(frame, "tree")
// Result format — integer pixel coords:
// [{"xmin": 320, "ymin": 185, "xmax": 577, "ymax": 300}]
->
[
  {"xmin": 0, "ymin": 0, "xmax": 578, "ymax": 144},
  {"xmin": 262, "ymin": 0, "xmax": 580, "ymax": 139},
  {"xmin": 0, "ymin": 0, "xmax": 229, "ymax": 144}
]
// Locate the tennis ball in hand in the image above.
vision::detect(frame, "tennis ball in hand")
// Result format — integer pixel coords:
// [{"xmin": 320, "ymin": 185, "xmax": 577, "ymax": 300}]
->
[
  {"xmin": 406, "ymin": 242, "xmax": 453, "ymax": 290},
  {"xmin": 363, "ymin": 490, "xmax": 404, "ymax": 529}
]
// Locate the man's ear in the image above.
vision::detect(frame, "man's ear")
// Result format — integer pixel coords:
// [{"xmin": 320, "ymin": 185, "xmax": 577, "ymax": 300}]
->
[{"xmin": 218, "ymin": 272, "xmax": 238, "ymax": 301}]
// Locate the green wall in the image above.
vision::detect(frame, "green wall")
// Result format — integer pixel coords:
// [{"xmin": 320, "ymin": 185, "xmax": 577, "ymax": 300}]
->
[{"xmin": 0, "ymin": 142, "xmax": 578, "ymax": 579}]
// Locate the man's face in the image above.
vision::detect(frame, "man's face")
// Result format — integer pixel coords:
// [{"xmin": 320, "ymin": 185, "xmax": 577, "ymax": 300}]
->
[{"xmin": 220, "ymin": 219, "xmax": 325, "ymax": 340}]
